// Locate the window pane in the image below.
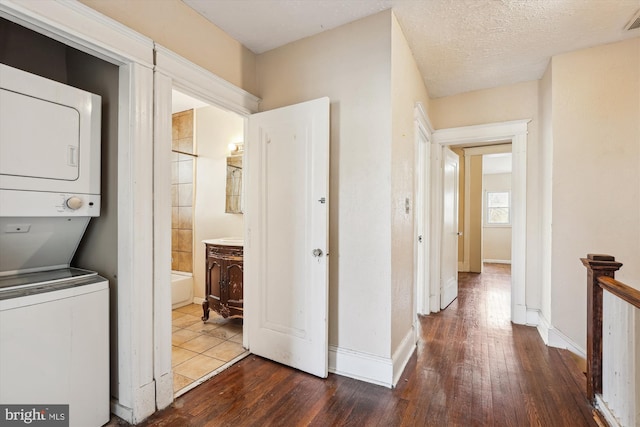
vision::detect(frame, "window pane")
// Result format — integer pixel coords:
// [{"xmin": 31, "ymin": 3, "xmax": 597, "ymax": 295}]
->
[
  {"xmin": 487, "ymin": 192, "xmax": 509, "ymax": 208},
  {"xmin": 488, "ymin": 207, "xmax": 509, "ymax": 224}
]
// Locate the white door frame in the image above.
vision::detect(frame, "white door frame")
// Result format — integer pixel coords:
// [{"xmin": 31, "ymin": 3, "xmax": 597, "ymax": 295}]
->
[
  {"xmin": 461, "ymin": 143, "xmax": 512, "ymax": 273},
  {"xmin": 432, "ymin": 120, "xmax": 529, "ymax": 324},
  {"xmin": 414, "ymin": 103, "xmax": 432, "ymax": 316}
]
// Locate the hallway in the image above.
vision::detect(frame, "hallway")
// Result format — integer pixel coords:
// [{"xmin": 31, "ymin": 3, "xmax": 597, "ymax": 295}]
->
[{"xmin": 139, "ymin": 264, "xmax": 597, "ymax": 426}]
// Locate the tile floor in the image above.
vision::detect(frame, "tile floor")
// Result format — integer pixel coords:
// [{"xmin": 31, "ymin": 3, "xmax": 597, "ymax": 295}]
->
[{"xmin": 172, "ymin": 303, "xmax": 247, "ymax": 394}]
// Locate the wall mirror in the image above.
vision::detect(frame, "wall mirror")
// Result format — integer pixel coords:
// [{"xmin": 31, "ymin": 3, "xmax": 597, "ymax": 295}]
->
[{"xmin": 225, "ymin": 155, "xmax": 243, "ymax": 213}]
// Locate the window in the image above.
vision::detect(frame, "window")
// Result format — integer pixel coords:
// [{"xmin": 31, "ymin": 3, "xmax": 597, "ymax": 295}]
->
[{"xmin": 485, "ymin": 191, "xmax": 510, "ymax": 226}]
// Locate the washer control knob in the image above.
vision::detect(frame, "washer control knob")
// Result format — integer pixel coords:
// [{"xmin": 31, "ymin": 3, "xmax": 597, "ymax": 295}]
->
[{"xmin": 66, "ymin": 196, "xmax": 83, "ymax": 210}]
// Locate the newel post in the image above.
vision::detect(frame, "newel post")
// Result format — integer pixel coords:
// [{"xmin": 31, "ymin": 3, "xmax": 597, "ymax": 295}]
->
[{"xmin": 580, "ymin": 254, "xmax": 623, "ymax": 402}]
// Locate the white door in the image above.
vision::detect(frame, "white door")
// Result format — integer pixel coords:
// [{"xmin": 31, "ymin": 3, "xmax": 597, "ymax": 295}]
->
[
  {"xmin": 245, "ymin": 97, "xmax": 330, "ymax": 378},
  {"xmin": 441, "ymin": 147, "xmax": 459, "ymax": 309}
]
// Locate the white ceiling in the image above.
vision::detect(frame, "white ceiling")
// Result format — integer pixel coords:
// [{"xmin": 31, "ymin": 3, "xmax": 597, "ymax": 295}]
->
[{"xmin": 183, "ymin": 0, "xmax": 640, "ymax": 98}]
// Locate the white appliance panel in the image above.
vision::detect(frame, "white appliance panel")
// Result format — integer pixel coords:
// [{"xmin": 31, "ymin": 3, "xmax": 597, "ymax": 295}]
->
[
  {"xmin": 0, "ymin": 217, "xmax": 90, "ymax": 275},
  {"xmin": 0, "ymin": 88, "xmax": 80, "ymax": 181},
  {"xmin": 0, "ymin": 64, "xmax": 101, "ymax": 198},
  {"xmin": 0, "ymin": 277, "xmax": 109, "ymax": 427}
]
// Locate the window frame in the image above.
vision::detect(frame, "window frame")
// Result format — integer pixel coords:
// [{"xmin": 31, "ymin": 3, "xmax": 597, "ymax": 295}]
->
[{"xmin": 484, "ymin": 190, "xmax": 511, "ymax": 227}]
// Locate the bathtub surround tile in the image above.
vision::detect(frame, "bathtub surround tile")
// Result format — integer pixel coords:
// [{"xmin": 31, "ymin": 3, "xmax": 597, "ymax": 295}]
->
[
  {"xmin": 174, "ymin": 355, "xmax": 225, "ymax": 380},
  {"xmin": 178, "ymin": 159, "xmax": 193, "ymax": 184},
  {"xmin": 178, "ymin": 207, "xmax": 193, "ymax": 229},
  {"xmin": 177, "ymin": 230, "xmax": 192, "ymax": 252}
]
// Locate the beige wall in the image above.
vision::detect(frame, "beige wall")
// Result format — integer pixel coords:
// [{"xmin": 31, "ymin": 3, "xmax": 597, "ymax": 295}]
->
[
  {"xmin": 390, "ymin": 14, "xmax": 431, "ymax": 352},
  {"xmin": 193, "ymin": 105, "xmax": 244, "ymax": 300},
  {"xmin": 549, "ymin": 38, "xmax": 640, "ymax": 347},
  {"xmin": 468, "ymin": 155, "xmax": 483, "ymax": 272},
  {"xmin": 80, "ymin": 0, "xmax": 257, "ymax": 95},
  {"xmin": 483, "ymin": 173, "xmax": 512, "ymax": 262},
  {"xmin": 257, "ymin": 11, "xmax": 393, "ymax": 357},
  {"xmin": 431, "ymin": 80, "xmax": 541, "ymax": 308},
  {"xmin": 538, "ymin": 64, "xmax": 553, "ymax": 325}
]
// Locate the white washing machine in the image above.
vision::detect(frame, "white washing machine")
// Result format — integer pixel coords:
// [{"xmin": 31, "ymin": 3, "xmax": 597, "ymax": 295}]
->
[{"xmin": 0, "ymin": 268, "xmax": 109, "ymax": 427}]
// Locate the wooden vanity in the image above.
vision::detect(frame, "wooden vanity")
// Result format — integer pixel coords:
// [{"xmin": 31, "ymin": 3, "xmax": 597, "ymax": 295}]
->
[{"xmin": 202, "ymin": 239, "xmax": 243, "ymax": 320}]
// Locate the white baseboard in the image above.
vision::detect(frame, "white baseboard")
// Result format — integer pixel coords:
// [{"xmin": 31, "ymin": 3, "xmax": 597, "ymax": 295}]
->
[
  {"xmin": 155, "ymin": 372, "xmax": 173, "ymax": 410},
  {"xmin": 536, "ymin": 311, "xmax": 586, "ymax": 359},
  {"xmin": 192, "ymin": 296, "xmax": 205, "ymax": 305},
  {"xmin": 329, "ymin": 345, "xmax": 393, "ymax": 388},
  {"xmin": 328, "ymin": 328, "xmax": 417, "ymax": 389},
  {"xmin": 392, "ymin": 328, "xmax": 417, "ymax": 387},
  {"xmin": 110, "ymin": 399, "xmax": 133, "ymax": 424},
  {"xmin": 483, "ymin": 259, "xmax": 511, "ymax": 264},
  {"xmin": 595, "ymin": 394, "xmax": 622, "ymax": 427},
  {"xmin": 526, "ymin": 308, "xmax": 540, "ymax": 326}
]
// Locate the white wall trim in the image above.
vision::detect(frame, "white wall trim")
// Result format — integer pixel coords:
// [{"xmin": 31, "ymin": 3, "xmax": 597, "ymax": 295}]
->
[
  {"xmin": 117, "ymin": 63, "xmax": 156, "ymax": 423},
  {"xmin": 329, "ymin": 346, "xmax": 394, "ymax": 388},
  {"xmin": 536, "ymin": 311, "xmax": 586, "ymax": 359},
  {"xmin": 329, "ymin": 330, "xmax": 417, "ymax": 389},
  {"xmin": 595, "ymin": 394, "xmax": 623, "ymax": 427},
  {"xmin": 484, "ymin": 259, "xmax": 512, "ymax": 264},
  {"xmin": 0, "ymin": 0, "xmax": 153, "ymax": 67},
  {"xmin": 392, "ymin": 328, "xmax": 417, "ymax": 387},
  {"xmin": 153, "ymin": 72, "xmax": 174, "ymax": 410},
  {"xmin": 154, "ymin": 44, "xmax": 260, "ymax": 116},
  {"xmin": 432, "ymin": 119, "xmax": 530, "ymax": 325},
  {"xmin": 526, "ymin": 308, "xmax": 540, "ymax": 326}
]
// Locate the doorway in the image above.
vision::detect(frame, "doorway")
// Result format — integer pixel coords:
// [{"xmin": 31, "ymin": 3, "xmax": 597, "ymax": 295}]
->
[
  {"xmin": 430, "ymin": 120, "xmax": 529, "ymax": 324},
  {"xmin": 168, "ymin": 90, "xmax": 248, "ymax": 396}
]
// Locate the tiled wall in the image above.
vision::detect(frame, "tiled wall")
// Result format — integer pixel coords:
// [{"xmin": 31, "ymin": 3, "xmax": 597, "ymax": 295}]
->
[{"xmin": 172, "ymin": 110, "xmax": 194, "ymax": 273}]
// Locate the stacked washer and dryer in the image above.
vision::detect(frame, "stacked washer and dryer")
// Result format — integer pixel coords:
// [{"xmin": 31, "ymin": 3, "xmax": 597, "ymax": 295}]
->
[{"xmin": 0, "ymin": 64, "xmax": 110, "ymax": 426}]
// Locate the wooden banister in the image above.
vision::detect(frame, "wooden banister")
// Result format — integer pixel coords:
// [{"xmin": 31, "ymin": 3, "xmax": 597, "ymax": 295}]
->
[
  {"xmin": 597, "ymin": 276, "xmax": 640, "ymax": 309},
  {"xmin": 580, "ymin": 254, "xmax": 622, "ymax": 403}
]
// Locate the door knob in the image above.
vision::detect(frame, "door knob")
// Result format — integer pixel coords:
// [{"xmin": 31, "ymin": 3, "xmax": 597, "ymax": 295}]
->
[{"xmin": 312, "ymin": 248, "xmax": 323, "ymax": 257}]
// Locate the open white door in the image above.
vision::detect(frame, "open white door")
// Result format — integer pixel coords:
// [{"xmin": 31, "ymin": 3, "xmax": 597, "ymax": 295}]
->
[
  {"xmin": 245, "ymin": 97, "xmax": 329, "ymax": 378},
  {"xmin": 441, "ymin": 147, "xmax": 459, "ymax": 309}
]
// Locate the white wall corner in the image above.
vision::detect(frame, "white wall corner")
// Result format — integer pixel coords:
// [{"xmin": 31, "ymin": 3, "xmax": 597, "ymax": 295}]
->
[
  {"xmin": 536, "ymin": 312, "xmax": 586, "ymax": 359},
  {"xmin": 526, "ymin": 308, "xmax": 540, "ymax": 326},
  {"xmin": 392, "ymin": 328, "xmax": 417, "ymax": 387},
  {"xmin": 329, "ymin": 346, "xmax": 394, "ymax": 388}
]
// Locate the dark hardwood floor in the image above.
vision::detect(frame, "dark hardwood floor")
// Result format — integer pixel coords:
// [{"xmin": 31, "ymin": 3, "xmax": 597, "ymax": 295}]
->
[{"xmin": 138, "ymin": 263, "xmax": 597, "ymax": 427}]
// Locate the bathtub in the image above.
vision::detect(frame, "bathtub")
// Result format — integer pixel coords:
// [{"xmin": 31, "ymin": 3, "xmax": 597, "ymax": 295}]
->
[{"xmin": 171, "ymin": 272, "xmax": 194, "ymax": 309}]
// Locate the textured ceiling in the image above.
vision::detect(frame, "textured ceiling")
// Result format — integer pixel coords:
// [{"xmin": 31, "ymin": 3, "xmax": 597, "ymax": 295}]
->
[{"xmin": 184, "ymin": 0, "xmax": 640, "ymax": 98}]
